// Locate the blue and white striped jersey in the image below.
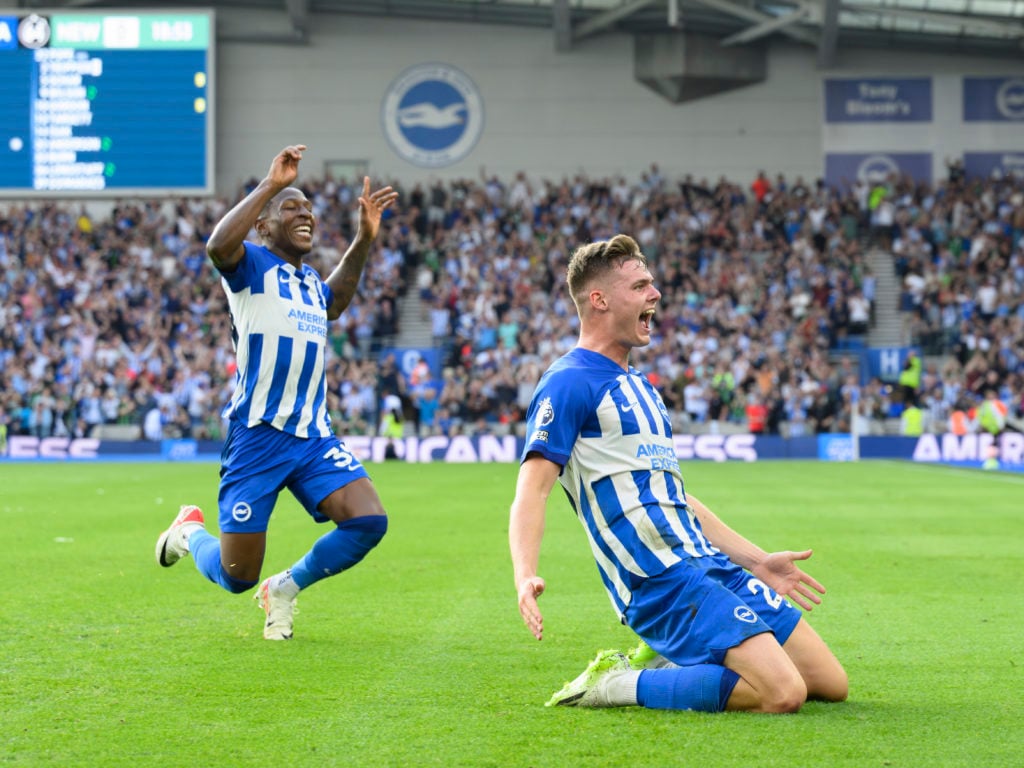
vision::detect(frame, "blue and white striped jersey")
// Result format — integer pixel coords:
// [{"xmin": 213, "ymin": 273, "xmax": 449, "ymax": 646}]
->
[
  {"xmin": 219, "ymin": 242, "xmax": 335, "ymax": 438},
  {"xmin": 522, "ymin": 347, "xmax": 719, "ymax": 617}
]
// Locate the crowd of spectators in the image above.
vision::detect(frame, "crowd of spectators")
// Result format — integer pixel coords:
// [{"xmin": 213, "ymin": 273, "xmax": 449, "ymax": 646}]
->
[{"xmin": 1, "ymin": 162, "xmax": 1022, "ymax": 448}]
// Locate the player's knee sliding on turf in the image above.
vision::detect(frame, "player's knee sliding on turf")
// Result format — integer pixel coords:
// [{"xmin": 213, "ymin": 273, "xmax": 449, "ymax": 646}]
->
[{"xmin": 509, "ymin": 234, "xmax": 848, "ymax": 713}]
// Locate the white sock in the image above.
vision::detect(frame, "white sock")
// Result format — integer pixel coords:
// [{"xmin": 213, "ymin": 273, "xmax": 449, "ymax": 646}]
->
[
  {"xmin": 605, "ymin": 670, "xmax": 641, "ymax": 706},
  {"xmin": 181, "ymin": 523, "xmax": 203, "ymax": 552},
  {"xmin": 271, "ymin": 570, "xmax": 300, "ymax": 599},
  {"xmin": 648, "ymin": 655, "xmax": 678, "ymax": 670}
]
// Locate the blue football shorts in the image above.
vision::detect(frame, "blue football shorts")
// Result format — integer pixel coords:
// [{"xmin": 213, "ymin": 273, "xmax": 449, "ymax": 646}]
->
[
  {"xmin": 623, "ymin": 552, "xmax": 802, "ymax": 667},
  {"xmin": 217, "ymin": 420, "xmax": 369, "ymax": 534}
]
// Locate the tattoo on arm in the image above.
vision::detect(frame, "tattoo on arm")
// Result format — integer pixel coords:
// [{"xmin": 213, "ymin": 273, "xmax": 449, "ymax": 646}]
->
[{"xmin": 327, "ymin": 241, "xmax": 371, "ymax": 316}]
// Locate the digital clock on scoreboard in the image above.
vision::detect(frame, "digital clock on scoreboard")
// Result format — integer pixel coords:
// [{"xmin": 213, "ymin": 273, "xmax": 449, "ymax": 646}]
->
[{"xmin": 0, "ymin": 9, "xmax": 214, "ymax": 197}]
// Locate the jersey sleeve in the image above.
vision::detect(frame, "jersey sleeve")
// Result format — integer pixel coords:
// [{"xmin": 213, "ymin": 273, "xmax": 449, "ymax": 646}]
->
[
  {"xmin": 219, "ymin": 241, "xmax": 264, "ymax": 293},
  {"xmin": 521, "ymin": 367, "xmax": 591, "ymax": 467}
]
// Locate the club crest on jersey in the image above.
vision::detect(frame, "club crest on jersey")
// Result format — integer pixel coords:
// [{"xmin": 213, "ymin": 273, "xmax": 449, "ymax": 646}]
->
[
  {"xmin": 654, "ymin": 393, "xmax": 670, "ymax": 419},
  {"xmin": 734, "ymin": 606, "xmax": 758, "ymax": 624},
  {"xmin": 232, "ymin": 502, "xmax": 253, "ymax": 523}
]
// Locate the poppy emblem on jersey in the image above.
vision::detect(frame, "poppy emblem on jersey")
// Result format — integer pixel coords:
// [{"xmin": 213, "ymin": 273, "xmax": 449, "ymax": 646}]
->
[
  {"xmin": 536, "ymin": 397, "xmax": 555, "ymax": 427},
  {"xmin": 380, "ymin": 63, "xmax": 484, "ymax": 168},
  {"xmin": 734, "ymin": 606, "xmax": 758, "ymax": 624},
  {"xmin": 232, "ymin": 502, "xmax": 252, "ymax": 523}
]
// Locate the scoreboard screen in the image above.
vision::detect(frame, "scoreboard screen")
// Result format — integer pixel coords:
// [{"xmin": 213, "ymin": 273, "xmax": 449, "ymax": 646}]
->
[{"xmin": 0, "ymin": 10, "xmax": 214, "ymax": 197}]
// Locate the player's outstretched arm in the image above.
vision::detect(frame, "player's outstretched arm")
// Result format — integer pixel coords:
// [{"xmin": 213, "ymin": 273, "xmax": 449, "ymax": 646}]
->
[
  {"xmin": 688, "ymin": 494, "xmax": 825, "ymax": 611},
  {"xmin": 206, "ymin": 144, "xmax": 306, "ymax": 272},
  {"xmin": 509, "ymin": 456, "xmax": 561, "ymax": 641},
  {"xmin": 687, "ymin": 493, "xmax": 768, "ymax": 571},
  {"xmin": 516, "ymin": 576, "xmax": 546, "ymax": 641},
  {"xmin": 750, "ymin": 550, "xmax": 825, "ymax": 612},
  {"xmin": 324, "ymin": 177, "xmax": 399, "ymax": 320}
]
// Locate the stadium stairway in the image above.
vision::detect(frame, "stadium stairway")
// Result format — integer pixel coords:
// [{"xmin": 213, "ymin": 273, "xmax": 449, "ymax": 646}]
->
[
  {"xmin": 396, "ymin": 293, "xmax": 435, "ymax": 349},
  {"xmin": 866, "ymin": 248, "xmax": 907, "ymax": 348}
]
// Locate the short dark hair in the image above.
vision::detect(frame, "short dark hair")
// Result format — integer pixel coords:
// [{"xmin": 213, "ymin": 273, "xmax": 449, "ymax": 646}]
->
[
  {"xmin": 258, "ymin": 187, "xmax": 306, "ymax": 220},
  {"xmin": 566, "ymin": 234, "xmax": 645, "ymax": 303}
]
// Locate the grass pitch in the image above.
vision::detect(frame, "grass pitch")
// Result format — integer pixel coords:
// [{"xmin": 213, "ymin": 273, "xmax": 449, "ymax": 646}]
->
[{"xmin": 2, "ymin": 460, "xmax": 1021, "ymax": 767}]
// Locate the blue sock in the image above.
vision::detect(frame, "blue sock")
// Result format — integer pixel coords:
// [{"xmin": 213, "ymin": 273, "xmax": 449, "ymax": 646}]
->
[
  {"xmin": 290, "ymin": 515, "xmax": 387, "ymax": 590},
  {"xmin": 636, "ymin": 665, "xmax": 741, "ymax": 712},
  {"xmin": 189, "ymin": 529, "xmax": 257, "ymax": 594}
]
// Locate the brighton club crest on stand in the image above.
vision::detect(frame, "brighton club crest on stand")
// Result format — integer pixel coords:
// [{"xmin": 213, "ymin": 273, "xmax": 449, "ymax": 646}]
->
[{"xmin": 381, "ymin": 63, "xmax": 484, "ymax": 168}]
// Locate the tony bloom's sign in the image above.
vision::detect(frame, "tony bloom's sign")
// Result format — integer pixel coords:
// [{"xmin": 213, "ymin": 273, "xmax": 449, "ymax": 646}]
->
[{"xmin": 824, "ymin": 78, "xmax": 932, "ymax": 123}]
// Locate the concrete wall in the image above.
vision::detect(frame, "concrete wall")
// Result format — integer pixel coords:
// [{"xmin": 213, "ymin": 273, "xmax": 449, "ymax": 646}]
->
[{"xmin": 210, "ymin": 9, "xmax": 1024, "ymax": 194}]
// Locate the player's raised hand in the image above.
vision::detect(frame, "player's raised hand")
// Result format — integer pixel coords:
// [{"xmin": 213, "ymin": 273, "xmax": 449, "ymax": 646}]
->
[
  {"xmin": 267, "ymin": 144, "xmax": 307, "ymax": 188},
  {"xmin": 517, "ymin": 576, "xmax": 546, "ymax": 640},
  {"xmin": 356, "ymin": 176, "xmax": 399, "ymax": 242},
  {"xmin": 752, "ymin": 549, "xmax": 825, "ymax": 612}
]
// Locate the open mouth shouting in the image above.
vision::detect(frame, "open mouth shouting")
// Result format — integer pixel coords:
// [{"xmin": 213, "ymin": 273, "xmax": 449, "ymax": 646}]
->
[{"xmin": 640, "ymin": 308, "xmax": 655, "ymax": 334}]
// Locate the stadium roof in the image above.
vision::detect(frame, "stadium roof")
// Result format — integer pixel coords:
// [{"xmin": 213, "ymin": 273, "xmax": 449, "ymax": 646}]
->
[{"xmin": 13, "ymin": 0, "xmax": 1024, "ymax": 61}]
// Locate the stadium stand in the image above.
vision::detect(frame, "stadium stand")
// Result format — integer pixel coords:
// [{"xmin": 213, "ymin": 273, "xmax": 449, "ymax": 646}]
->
[{"xmin": 1, "ymin": 166, "xmax": 1021, "ymax": 444}]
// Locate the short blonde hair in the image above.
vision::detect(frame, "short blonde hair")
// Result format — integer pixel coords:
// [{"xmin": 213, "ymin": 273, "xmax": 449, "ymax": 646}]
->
[{"xmin": 566, "ymin": 234, "xmax": 646, "ymax": 304}]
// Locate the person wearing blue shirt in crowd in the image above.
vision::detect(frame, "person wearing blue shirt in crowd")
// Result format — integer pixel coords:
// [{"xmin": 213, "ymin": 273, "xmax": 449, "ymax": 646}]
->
[
  {"xmin": 155, "ymin": 145, "xmax": 398, "ymax": 640},
  {"xmin": 509, "ymin": 234, "xmax": 848, "ymax": 712}
]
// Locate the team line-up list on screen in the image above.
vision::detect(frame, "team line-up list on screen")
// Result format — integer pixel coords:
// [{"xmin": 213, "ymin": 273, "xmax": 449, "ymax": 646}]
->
[{"xmin": 0, "ymin": 12, "xmax": 212, "ymax": 194}]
